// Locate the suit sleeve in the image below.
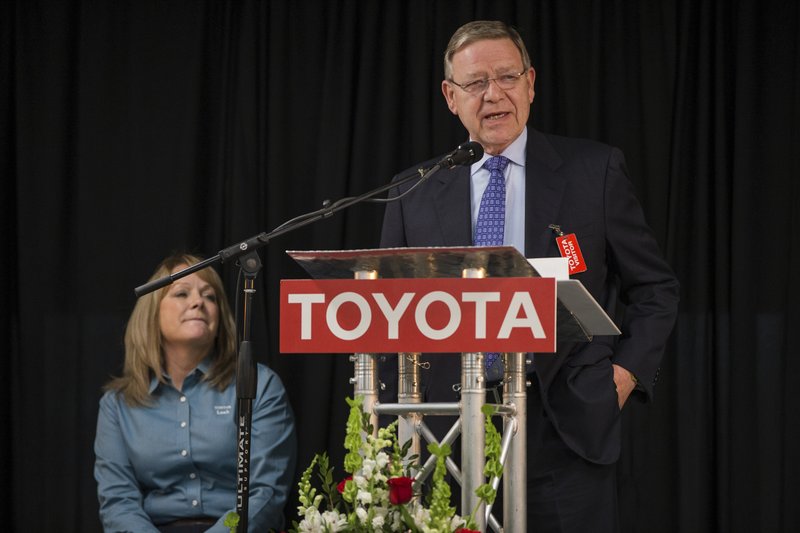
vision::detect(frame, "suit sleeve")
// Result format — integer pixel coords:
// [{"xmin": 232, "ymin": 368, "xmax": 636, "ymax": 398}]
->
[{"xmin": 603, "ymin": 147, "xmax": 680, "ymax": 400}]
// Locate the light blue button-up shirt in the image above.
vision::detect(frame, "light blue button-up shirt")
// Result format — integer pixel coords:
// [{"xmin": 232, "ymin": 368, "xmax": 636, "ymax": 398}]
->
[
  {"xmin": 470, "ymin": 127, "xmax": 528, "ymax": 254},
  {"xmin": 94, "ymin": 360, "xmax": 296, "ymax": 532}
]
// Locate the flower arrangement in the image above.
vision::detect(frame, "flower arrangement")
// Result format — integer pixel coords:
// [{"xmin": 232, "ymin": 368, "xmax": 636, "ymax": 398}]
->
[{"xmin": 289, "ymin": 396, "xmax": 502, "ymax": 533}]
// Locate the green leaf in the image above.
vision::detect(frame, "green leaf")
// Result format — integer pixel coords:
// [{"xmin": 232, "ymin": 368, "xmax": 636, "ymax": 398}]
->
[{"xmin": 223, "ymin": 511, "xmax": 240, "ymax": 532}]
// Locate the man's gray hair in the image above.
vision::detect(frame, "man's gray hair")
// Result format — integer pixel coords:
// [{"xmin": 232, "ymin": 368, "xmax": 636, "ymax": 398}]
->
[{"xmin": 444, "ymin": 20, "xmax": 532, "ymax": 80}]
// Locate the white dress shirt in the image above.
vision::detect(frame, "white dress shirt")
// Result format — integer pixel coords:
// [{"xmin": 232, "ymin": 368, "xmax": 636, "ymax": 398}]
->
[{"xmin": 469, "ymin": 127, "xmax": 527, "ymax": 254}]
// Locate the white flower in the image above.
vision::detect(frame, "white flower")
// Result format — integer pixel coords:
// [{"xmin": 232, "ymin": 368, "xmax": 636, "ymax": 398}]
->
[
  {"xmin": 297, "ymin": 520, "xmax": 317, "ymax": 533},
  {"xmin": 371, "ymin": 514, "xmax": 386, "ymax": 529},
  {"xmin": 357, "ymin": 489, "xmax": 373, "ymax": 504},
  {"xmin": 301, "ymin": 507, "xmax": 318, "ymax": 519},
  {"xmin": 372, "ymin": 486, "xmax": 388, "ymax": 505},
  {"xmin": 389, "ymin": 511, "xmax": 404, "ymax": 531},
  {"xmin": 321, "ymin": 510, "xmax": 348, "ymax": 532},
  {"xmin": 297, "ymin": 508, "xmax": 321, "ymax": 532},
  {"xmin": 361, "ymin": 458, "xmax": 376, "ymax": 478},
  {"xmin": 410, "ymin": 503, "xmax": 432, "ymax": 529},
  {"xmin": 356, "ymin": 506, "xmax": 369, "ymax": 523},
  {"xmin": 375, "ymin": 451, "xmax": 390, "ymax": 469},
  {"xmin": 353, "ymin": 474, "xmax": 368, "ymax": 489}
]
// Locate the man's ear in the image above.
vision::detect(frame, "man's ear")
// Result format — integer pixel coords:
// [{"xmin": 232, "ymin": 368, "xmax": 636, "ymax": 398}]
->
[
  {"xmin": 442, "ymin": 80, "xmax": 459, "ymax": 115},
  {"xmin": 527, "ymin": 67, "xmax": 536, "ymax": 104}
]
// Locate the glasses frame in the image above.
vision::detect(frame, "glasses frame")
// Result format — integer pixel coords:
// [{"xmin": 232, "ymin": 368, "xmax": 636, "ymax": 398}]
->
[{"xmin": 448, "ymin": 69, "xmax": 528, "ymax": 95}]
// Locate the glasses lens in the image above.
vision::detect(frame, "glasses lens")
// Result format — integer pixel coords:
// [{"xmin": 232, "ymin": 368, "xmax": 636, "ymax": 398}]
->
[
  {"xmin": 463, "ymin": 79, "xmax": 488, "ymax": 94},
  {"xmin": 496, "ymin": 74, "xmax": 521, "ymax": 89}
]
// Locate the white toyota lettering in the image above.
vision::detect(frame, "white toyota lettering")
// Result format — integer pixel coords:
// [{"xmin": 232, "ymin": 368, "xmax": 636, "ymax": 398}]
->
[{"xmin": 288, "ymin": 290, "xmax": 545, "ymax": 341}]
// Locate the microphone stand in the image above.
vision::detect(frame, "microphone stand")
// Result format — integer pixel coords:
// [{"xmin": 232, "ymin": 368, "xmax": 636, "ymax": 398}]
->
[
  {"xmin": 233, "ymin": 251, "xmax": 260, "ymax": 532},
  {"xmin": 133, "ymin": 149, "xmax": 474, "ymax": 528}
]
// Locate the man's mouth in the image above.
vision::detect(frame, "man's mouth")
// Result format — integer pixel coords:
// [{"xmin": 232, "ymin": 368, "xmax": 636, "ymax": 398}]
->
[{"xmin": 484, "ymin": 112, "xmax": 509, "ymax": 121}]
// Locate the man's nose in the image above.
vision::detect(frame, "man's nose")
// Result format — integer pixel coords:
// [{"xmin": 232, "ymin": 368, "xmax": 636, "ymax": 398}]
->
[{"xmin": 483, "ymin": 78, "xmax": 505, "ymax": 100}]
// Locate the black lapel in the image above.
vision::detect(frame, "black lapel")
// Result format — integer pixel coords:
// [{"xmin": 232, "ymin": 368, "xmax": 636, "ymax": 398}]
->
[
  {"xmin": 523, "ymin": 129, "xmax": 569, "ymax": 392},
  {"xmin": 524, "ymin": 129, "xmax": 567, "ymax": 258},
  {"xmin": 432, "ymin": 165, "xmax": 472, "ymax": 246}
]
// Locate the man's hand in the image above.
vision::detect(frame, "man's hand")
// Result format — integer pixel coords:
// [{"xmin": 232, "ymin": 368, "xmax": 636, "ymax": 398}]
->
[{"xmin": 612, "ymin": 363, "xmax": 637, "ymax": 409}]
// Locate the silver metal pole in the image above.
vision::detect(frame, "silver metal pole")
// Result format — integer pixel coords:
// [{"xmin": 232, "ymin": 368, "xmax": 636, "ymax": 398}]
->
[
  {"xmin": 351, "ymin": 269, "xmax": 379, "ymax": 436},
  {"xmin": 415, "ymin": 418, "xmax": 463, "ymax": 489},
  {"xmin": 397, "ymin": 352, "xmax": 421, "ymax": 459},
  {"xmin": 374, "ymin": 402, "xmax": 462, "ymax": 416},
  {"xmin": 503, "ymin": 351, "xmax": 528, "ymax": 533},
  {"xmin": 461, "ymin": 266, "xmax": 486, "ymax": 530}
]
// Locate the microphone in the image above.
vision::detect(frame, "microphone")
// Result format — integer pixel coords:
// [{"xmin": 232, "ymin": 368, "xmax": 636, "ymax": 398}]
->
[{"xmin": 438, "ymin": 141, "xmax": 484, "ymax": 169}]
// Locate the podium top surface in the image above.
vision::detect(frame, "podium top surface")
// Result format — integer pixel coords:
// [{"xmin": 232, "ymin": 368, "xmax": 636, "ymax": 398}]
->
[
  {"xmin": 287, "ymin": 246, "xmax": 537, "ymax": 280},
  {"xmin": 286, "ymin": 246, "xmax": 620, "ymax": 341}
]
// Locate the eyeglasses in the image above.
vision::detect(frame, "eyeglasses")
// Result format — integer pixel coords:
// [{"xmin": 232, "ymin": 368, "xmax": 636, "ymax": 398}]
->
[{"xmin": 449, "ymin": 70, "xmax": 527, "ymax": 95}]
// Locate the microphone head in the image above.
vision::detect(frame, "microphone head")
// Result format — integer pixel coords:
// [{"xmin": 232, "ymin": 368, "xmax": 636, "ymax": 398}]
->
[
  {"xmin": 456, "ymin": 141, "xmax": 484, "ymax": 165},
  {"xmin": 444, "ymin": 141, "xmax": 484, "ymax": 168}
]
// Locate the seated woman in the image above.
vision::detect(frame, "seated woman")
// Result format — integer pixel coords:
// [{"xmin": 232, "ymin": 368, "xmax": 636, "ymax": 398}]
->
[{"xmin": 94, "ymin": 253, "xmax": 296, "ymax": 532}]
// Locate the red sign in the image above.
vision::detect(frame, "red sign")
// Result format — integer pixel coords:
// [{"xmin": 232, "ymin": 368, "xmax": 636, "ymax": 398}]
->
[
  {"xmin": 280, "ymin": 277, "xmax": 556, "ymax": 354},
  {"xmin": 556, "ymin": 233, "xmax": 588, "ymax": 275}
]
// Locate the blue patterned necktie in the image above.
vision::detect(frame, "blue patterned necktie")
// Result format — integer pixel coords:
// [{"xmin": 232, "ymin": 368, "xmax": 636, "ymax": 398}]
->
[
  {"xmin": 474, "ymin": 155, "xmax": 510, "ymax": 381},
  {"xmin": 474, "ymin": 156, "xmax": 509, "ymax": 247}
]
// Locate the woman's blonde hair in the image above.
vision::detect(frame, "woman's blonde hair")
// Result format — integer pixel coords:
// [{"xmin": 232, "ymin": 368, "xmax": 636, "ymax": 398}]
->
[{"xmin": 105, "ymin": 253, "xmax": 237, "ymax": 406}]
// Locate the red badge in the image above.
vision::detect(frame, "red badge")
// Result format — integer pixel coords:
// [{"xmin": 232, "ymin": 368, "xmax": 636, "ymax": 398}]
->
[{"xmin": 556, "ymin": 233, "xmax": 588, "ymax": 275}]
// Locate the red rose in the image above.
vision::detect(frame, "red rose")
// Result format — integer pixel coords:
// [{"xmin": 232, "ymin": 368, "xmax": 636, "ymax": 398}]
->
[
  {"xmin": 336, "ymin": 475, "xmax": 353, "ymax": 494},
  {"xmin": 454, "ymin": 529, "xmax": 480, "ymax": 533},
  {"xmin": 387, "ymin": 476, "xmax": 414, "ymax": 505}
]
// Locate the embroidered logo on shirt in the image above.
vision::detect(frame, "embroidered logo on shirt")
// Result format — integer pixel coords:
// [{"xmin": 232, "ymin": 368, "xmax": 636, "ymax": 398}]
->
[{"xmin": 214, "ymin": 404, "xmax": 232, "ymax": 415}]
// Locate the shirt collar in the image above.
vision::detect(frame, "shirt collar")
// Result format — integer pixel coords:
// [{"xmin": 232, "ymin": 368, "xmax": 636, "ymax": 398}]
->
[
  {"xmin": 196, "ymin": 356, "xmax": 213, "ymax": 375},
  {"xmin": 147, "ymin": 355, "xmax": 214, "ymax": 393},
  {"xmin": 470, "ymin": 127, "xmax": 528, "ymax": 175},
  {"xmin": 148, "ymin": 373, "xmax": 161, "ymax": 394}
]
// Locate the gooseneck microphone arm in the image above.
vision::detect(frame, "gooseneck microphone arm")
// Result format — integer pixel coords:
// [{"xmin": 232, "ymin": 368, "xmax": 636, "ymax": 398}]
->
[
  {"xmin": 131, "ymin": 168, "xmax": 420, "ymax": 296},
  {"xmin": 134, "ymin": 141, "xmax": 483, "ymax": 297}
]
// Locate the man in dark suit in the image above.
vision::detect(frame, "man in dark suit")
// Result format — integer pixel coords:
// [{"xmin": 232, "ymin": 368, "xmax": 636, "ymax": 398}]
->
[{"xmin": 379, "ymin": 20, "xmax": 679, "ymax": 533}]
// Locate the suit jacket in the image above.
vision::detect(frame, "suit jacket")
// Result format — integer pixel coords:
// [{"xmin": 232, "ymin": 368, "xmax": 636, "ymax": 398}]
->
[{"xmin": 379, "ymin": 128, "xmax": 679, "ymax": 464}]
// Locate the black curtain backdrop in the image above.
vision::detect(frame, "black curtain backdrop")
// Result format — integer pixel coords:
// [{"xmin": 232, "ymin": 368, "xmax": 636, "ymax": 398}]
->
[{"xmin": 2, "ymin": 1, "xmax": 799, "ymax": 531}]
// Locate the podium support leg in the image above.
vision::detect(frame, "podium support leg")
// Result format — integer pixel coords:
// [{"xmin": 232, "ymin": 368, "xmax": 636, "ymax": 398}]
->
[
  {"xmin": 461, "ymin": 350, "xmax": 485, "ymax": 527},
  {"xmin": 461, "ymin": 267, "xmax": 486, "ymax": 529},
  {"xmin": 397, "ymin": 352, "xmax": 422, "ymax": 459},
  {"xmin": 503, "ymin": 352, "xmax": 528, "ymax": 533},
  {"xmin": 352, "ymin": 269, "xmax": 379, "ymax": 436}
]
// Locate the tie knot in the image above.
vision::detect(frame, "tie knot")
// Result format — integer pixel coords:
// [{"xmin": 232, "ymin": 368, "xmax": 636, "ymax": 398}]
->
[{"xmin": 484, "ymin": 155, "xmax": 510, "ymax": 173}]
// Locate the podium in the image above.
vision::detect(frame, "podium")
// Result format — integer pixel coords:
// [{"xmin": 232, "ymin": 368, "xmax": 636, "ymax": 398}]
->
[{"xmin": 282, "ymin": 246, "xmax": 620, "ymax": 532}]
